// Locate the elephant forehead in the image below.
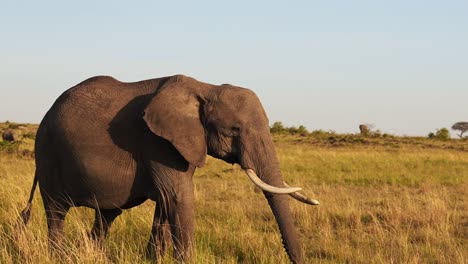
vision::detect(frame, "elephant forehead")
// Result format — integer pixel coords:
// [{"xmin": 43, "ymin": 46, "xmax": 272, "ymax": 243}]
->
[
  {"xmin": 205, "ymin": 86, "xmax": 269, "ymax": 126},
  {"xmin": 208, "ymin": 104, "xmax": 269, "ymax": 130},
  {"xmin": 217, "ymin": 88, "xmax": 264, "ymax": 111}
]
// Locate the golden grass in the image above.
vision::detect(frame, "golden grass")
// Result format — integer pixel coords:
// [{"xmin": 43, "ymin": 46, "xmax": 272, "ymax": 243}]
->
[{"xmin": 0, "ymin": 134, "xmax": 467, "ymax": 263}]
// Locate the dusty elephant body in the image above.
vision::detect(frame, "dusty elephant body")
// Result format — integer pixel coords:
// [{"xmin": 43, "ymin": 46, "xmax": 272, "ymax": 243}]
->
[{"xmin": 20, "ymin": 75, "xmax": 318, "ymax": 263}]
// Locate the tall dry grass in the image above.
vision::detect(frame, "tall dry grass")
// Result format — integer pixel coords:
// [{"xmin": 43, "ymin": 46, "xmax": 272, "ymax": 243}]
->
[{"xmin": 0, "ymin": 135, "xmax": 467, "ymax": 263}]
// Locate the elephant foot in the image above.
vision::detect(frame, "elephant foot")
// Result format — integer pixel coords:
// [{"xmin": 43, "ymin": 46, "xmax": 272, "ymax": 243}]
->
[{"xmin": 145, "ymin": 240, "xmax": 166, "ymax": 262}]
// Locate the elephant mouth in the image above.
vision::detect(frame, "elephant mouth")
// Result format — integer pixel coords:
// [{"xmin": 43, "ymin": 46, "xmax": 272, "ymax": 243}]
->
[{"xmin": 223, "ymin": 154, "xmax": 238, "ymax": 164}]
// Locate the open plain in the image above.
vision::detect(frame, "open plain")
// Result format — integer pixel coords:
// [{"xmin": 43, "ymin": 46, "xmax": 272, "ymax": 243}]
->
[{"xmin": 0, "ymin": 123, "xmax": 467, "ymax": 263}]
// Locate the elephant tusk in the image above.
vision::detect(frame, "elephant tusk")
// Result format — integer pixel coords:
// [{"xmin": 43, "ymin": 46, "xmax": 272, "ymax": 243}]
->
[
  {"xmin": 244, "ymin": 169, "xmax": 302, "ymax": 194},
  {"xmin": 283, "ymin": 181, "xmax": 320, "ymax": 205}
]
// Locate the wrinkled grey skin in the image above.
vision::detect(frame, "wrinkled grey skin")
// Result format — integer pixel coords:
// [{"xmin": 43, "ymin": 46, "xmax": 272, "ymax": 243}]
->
[
  {"xmin": 20, "ymin": 75, "xmax": 306, "ymax": 263},
  {"xmin": 2, "ymin": 128, "xmax": 18, "ymax": 142}
]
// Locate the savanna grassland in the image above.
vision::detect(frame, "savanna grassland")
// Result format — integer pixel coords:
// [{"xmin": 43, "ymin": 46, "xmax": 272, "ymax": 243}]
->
[{"xmin": 0, "ymin": 123, "xmax": 467, "ymax": 263}]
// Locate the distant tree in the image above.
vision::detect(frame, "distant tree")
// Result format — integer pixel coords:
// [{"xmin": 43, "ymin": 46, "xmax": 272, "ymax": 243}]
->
[
  {"xmin": 285, "ymin": 125, "xmax": 309, "ymax": 135},
  {"xmin": 296, "ymin": 125, "xmax": 308, "ymax": 135},
  {"xmin": 22, "ymin": 132, "xmax": 36, "ymax": 140},
  {"xmin": 270, "ymin": 122, "xmax": 310, "ymax": 135},
  {"xmin": 451, "ymin": 122, "xmax": 468, "ymax": 138},
  {"xmin": 270, "ymin": 122, "xmax": 286, "ymax": 134},
  {"xmin": 372, "ymin": 129, "xmax": 382, "ymax": 138},
  {"xmin": 428, "ymin": 128, "xmax": 450, "ymax": 140}
]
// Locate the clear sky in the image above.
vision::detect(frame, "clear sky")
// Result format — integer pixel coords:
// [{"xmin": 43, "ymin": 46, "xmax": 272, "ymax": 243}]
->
[{"xmin": 1, "ymin": 1, "xmax": 467, "ymax": 136}]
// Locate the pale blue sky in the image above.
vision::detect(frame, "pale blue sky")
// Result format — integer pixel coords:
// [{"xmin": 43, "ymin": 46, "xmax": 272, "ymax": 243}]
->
[{"xmin": 1, "ymin": 1, "xmax": 467, "ymax": 135}]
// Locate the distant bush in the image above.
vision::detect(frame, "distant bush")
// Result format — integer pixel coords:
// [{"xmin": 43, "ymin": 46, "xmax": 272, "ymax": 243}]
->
[
  {"xmin": 270, "ymin": 122, "xmax": 310, "ymax": 136},
  {"xmin": 270, "ymin": 122, "xmax": 287, "ymax": 134},
  {"xmin": 0, "ymin": 138, "xmax": 34, "ymax": 158},
  {"xmin": 310, "ymin": 129, "xmax": 334, "ymax": 138},
  {"xmin": 0, "ymin": 141, "xmax": 21, "ymax": 153},
  {"xmin": 428, "ymin": 128, "xmax": 451, "ymax": 140},
  {"xmin": 22, "ymin": 132, "xmax": 36, "ymax": 140},
  {"xmin": 287, "ymin": 125, "xmax": 308, "ymax": 135},
  {"xmin": 370, "ymin": 130, "xmax": 382, "ymax": 138},
  {"xmin": 5, "ymin": 122, "xmax": 26, "ymax": 129}
]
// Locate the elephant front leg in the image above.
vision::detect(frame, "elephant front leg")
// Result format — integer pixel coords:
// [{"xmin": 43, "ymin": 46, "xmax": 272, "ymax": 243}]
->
[
  {"xmin": 146, "ymin": 202, "xmax": 171, "ymax": 260},
  {"xmin": 169, "ymin": 179, "xmax": 195, "ymax": 262},
  {"xmin": 90, "ymin": 208, "xmax": 122, "ymax": 246}
]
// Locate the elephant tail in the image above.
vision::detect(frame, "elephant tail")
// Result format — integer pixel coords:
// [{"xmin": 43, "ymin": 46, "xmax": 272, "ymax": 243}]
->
[{"xmin": 19, "ymin": 171, "xmax": 38, "ymax": 225}]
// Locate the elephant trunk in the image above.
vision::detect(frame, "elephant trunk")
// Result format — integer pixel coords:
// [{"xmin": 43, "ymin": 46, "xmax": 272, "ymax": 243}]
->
[
  {"xmin": 241, "ymin": 135, "xmax": 304, "ymax": 264},
  {"xmin": 260, "ymin": 164, "xmax": 304, "ymax": 264}
]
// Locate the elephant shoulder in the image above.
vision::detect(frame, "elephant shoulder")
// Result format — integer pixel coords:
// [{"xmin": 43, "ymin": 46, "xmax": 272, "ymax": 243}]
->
[
  {"xmin": 45, "ymin": 76, "xmax": 126, "ymax": 125},
  {"xmin": 59, "ymin": 76, "xmax": 124, "ymax": 101}
]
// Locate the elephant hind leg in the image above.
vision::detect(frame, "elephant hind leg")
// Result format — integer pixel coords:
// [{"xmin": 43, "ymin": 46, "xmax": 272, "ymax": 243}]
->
[
  {"xmin": 90, "ymin": 208, "xmax": 122, "ymax": 245},
  {"xmin": 43, "ymin": 198, "xmax": 70, "ymax": 251}
]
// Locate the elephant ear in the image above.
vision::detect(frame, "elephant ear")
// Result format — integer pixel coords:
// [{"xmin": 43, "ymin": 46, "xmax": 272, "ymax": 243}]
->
[{"xmin": 143, "ymin": 76, "xmax": 206, "ymax": 167}]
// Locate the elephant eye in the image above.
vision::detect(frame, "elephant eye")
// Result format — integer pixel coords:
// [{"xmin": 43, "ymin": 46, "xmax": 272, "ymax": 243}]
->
[{"xmin": 231, "ymin": 126, "xmax": 241, "ymax": 136}]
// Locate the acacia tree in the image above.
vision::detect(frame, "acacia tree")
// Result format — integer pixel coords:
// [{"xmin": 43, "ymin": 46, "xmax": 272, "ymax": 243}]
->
[{"xmin": 451, "ymin": 122, "xmax": 468, "ymax": 138}]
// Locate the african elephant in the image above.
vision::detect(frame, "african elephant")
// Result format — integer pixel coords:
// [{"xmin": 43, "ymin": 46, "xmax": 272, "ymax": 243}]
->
[
  {"xmin": 2, "ymin": 128, "xmax": 18, "ymax": 142},
  {"xmin": 19, "ymin": 75, "xmax": 318, "ymax": 263},
  {"xmin": 359, "ymin": 124, "xmax": 370, "ymax": 136}
]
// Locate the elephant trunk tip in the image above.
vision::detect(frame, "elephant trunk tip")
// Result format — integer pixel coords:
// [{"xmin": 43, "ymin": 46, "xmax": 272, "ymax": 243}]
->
[
  {"xmin": 288, "ymin": 191, "xmax": 320, "ymax": 205},
  {"xmin": 282, "ymin": 181, "xmax": 320, "ymax": 206}
]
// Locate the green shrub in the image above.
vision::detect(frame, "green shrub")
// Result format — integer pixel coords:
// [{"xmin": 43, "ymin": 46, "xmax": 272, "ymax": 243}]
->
[
  {"xmin": 22, "ymin": 132, "xmax": 36, "ymax": 140},
  {"xmin": 270, "ymin": 122, "xmax": 310, "ymax": 135},
  {"xmin": 371, "ymin": 130, "xmax": 382, "ymax": 138},
  {"xmin": 295, "ymin": 125, "xmax": 308, "ymax": 135},
  {"xmin": 310, "ymin": 129, "xmax": 336, "ymax": 139},
  {"xmin": 428, "ymin": 128, "xmax": 450, "ymax": 140},
  {"xmin": 0, "ymin": 141, "xmax": 21, "ymax": 153},
  {"xmin": 270, "ymin": 122, "xmax": 286, "ymax": 134},
  {"xmin": 286, "ymin": 125, "xmax": 309, "ymax": 135},
  {"xmin": 6, "ymin": 122, "xmax": 25, "ymax": 129}
]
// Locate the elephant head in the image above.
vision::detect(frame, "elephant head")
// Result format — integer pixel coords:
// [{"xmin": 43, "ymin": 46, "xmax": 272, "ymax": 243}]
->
[{"xmin": 143, "ymin": 75, "xmax": 317, "ymax": 263}]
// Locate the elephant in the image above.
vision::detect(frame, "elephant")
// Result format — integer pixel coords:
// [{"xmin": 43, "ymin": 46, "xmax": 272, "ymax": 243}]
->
[
  {"xmin": 19, "ymin": 74, "xmax": 319, "ymax": 263},
  {"xmin": 359, "ymin": 124, "xmax": 370, "ymax": 136},
  {"xmin": 2, "ymin": 128, "xmax": 18, "ymax": 142}
]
